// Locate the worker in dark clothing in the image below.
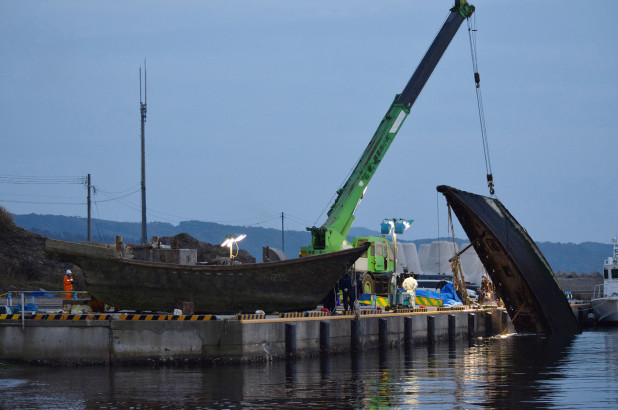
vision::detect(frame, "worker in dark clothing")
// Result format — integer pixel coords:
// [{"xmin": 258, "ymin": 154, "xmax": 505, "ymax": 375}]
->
[{"xmin": 339, "ymin": 273, "xmax": 356, "ymax": 312}]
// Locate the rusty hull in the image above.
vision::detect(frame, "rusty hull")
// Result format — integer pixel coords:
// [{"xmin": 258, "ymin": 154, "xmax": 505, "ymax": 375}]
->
[{"xmin": 437, "ymin": 185, "xmax": 580, "ymax": 335}]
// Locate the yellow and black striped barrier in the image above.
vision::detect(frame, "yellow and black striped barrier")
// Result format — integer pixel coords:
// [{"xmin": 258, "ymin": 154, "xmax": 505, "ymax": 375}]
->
[
  {"xmin": 1, "ymin": 313, "xmax": 111, "ymax": 320},
  {"xmin": 0, "ymin": 314, "xmax": 22, "ymax": 320},
  {"xmin": 305, "ymin": 311, "xmax": 329, "ymax": 318},
  {"xmin": 2, "ymin": 313, "xmax": 214, "ymax": 321},
  {"xmin": 279, "ymin": 312, "xmax": 304, "ymax": 319},
  {"xmin": 359, "ymin": 309, "xmax": 383, "ymax": 315},
  {"xmin": 395, "ymin": 308, "xmax": 430, "ymax": 314},
  {"xmin": 278, "ymin": 311, "xmax": 331, "ymax": 319},
  {"xmin": 235, "ymin": 313, "xmax": 265, "ymax": 321},
  {"xmin": 119, "ymin": 314, "xmax": 215, "ymax": 321},
  {"xmin": 35, "ymin": 314, "xmax": 111, "ymax": 320},
  {"xmin": 437, "ymin": 306, "xmax": 465, "ymax": 312}
]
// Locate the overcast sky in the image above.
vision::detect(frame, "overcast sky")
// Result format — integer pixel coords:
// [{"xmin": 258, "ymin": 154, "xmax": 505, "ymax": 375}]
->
[{"xmin": 1, "ymin": 0, "xmax": 617, "ymax": 245}]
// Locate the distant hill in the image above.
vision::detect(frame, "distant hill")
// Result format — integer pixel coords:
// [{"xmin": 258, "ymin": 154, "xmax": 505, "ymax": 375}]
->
[
  {"xmin": 13, "ymin": 213, "xmax": 310, "ymax": 263},
  {"xmin": 12, "ymin": 213, "xmax": 612, "ymax": 273},
  {"xmin": 534, "ymin": 241, "xmax": 608, "ymax": 274}
]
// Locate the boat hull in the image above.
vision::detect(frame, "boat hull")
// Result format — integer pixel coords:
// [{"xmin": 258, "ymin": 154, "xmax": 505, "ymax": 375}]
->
[
  {"xmin": 437, "ymin": 185, "xmax": 581, "ymax": 335},
  {"xmin": 591, "ymin": 297, "xmax": 618, "ymax": 325},
  {"xmin": 45, "ymin": 239, "xmax": 369, "ymax": 314}
]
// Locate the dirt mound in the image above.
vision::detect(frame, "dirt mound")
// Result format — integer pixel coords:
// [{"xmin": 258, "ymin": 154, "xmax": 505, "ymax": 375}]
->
[
  {"xmin": 160, "ymin": 232, "xmax": 256, "ymax": 264},
  {"xmin": 0, "ymin": 206, "xmax": 73, "ymax": 293}
]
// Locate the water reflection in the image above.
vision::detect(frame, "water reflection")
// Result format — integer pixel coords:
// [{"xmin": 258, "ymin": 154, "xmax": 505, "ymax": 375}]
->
[
  {"xmin": 1, "ymin": 329, "xmax": 617, "ymax": 408},
  {"xmin": 478, "ymin": 334, "xmax": 576, "ymax": 408}
]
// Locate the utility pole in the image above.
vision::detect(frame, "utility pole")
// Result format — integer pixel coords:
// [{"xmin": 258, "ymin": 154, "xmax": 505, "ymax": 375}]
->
[
  {"xmin": 139, "ymin": 61, "xmax": 148, "ymax": 245},
  {"xmin": 87, "ymin": 174, "xmax": 91, "ymax": 242},
  {"xmin": 281, "ymin": 212, "xmax": 285, "ymax": 252}
]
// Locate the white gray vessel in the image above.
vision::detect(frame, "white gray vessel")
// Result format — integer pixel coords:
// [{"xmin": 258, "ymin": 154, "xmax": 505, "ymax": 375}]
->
[{"xmin": 591, "ymin": 238, "xmax": 618, "ymax": 325}]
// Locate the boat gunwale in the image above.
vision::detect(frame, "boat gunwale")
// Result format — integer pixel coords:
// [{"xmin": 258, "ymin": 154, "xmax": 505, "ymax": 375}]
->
[{"xmin": 45, "ymin": 239, "xmax": 370, "ymax": 272}]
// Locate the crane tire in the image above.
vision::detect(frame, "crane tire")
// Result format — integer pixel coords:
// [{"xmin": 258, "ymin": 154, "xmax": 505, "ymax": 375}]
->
[{"xmin": 361, "ymin": 274, "xmax": 374, "ymax": 295}]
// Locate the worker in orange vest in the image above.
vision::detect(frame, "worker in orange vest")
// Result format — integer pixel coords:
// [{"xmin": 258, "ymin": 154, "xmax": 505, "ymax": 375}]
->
[{"xmin": 63, "ymin": 269, "xmax": 74, "ymax": 300}]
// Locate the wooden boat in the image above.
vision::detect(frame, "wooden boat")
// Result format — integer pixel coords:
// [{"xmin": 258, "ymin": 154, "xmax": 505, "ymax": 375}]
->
[
  {"xmin": 437, "ymin": 185, "xmax": 581, "ymax": 335},
  {"xmin": 44, "ymin": 239, "xmax": 369, "ymax": 314}
]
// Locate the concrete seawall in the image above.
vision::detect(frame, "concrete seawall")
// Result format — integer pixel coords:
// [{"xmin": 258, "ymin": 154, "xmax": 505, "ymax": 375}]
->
[
  {"xmin": 0, "ymin": 307, "xmax": 514, "ymax": 365},
  {"xmin": 556, "ymin": 276, "xmax": 603, "ymax": 300}
]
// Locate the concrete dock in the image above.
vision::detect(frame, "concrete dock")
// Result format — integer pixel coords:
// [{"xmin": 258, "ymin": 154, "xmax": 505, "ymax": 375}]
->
[{"xmin": 0, "ymin": 306, "xmax": 516, "ymax": 365}]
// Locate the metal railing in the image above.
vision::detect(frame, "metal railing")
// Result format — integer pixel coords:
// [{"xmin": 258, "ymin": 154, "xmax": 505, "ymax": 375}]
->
[
  {"xmin": 1, "ymin": 290, "xmax": 89, "ymax": 330},
  {"xmin": 1, "ymin": 290, "xmax": 88, "ymax": 305},
  {"xmin": 592, "ymin": 284, "xmax": 604, "ymax": 299}
]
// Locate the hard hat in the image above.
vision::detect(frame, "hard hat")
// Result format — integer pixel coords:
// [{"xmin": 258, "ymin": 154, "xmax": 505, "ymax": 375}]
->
[{"xmin": 66, "ymin": 269, "xmax": 72, "ymax": 275}]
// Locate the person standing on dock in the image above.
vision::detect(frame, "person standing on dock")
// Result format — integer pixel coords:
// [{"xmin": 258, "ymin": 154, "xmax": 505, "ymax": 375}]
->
[
  {"xmin": 340, "ymin": 272, "xmax": 356, "ymax": 312},
  {"xmin": 402, "ymin": 273, "xmax": 418, "ymax": 307},
  {"xmin": 63, "ymin": 269, "xmax": 74, "ymax": 300}
]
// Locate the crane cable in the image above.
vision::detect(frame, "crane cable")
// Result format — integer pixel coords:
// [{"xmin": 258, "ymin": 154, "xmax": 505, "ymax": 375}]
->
[{"xmin": 466, "ymin": 14, "xmax": 495, "ymax": 196}]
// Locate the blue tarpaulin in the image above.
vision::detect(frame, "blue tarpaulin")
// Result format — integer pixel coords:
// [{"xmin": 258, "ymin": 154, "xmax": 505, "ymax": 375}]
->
[
  {"xmin": 440, "ymin": 282, "xmax": 463, "ymax": 306},
  {"xmin": 23, "ymin": 292, "xmax": 55, "ymax": 298},
  {"xmin": 13, "ymin": 303, "xmax": 38, "ymax": 313},
  {"xmin": 416, "ymin": 283, "xmax": 463, "ymax": 307}
]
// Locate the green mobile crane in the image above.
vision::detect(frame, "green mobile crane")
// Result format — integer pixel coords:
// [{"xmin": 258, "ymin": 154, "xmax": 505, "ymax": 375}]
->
[{"xmin": 300, "ymin": 1, "xmax": 475, "ymax": 294}]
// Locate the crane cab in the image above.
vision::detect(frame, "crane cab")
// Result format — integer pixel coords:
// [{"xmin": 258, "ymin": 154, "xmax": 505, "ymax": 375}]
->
[{"xmin": 352, "ymin": 236, "xmax": 394, "ymax": 294}]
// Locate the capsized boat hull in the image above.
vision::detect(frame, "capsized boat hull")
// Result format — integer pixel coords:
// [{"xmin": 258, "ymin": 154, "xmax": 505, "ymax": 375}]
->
[
  {"xmin": 437, "ymin": 185, "xmax": 581, "ymax": 335},
  {"xmin": 45, "ymin": 239, "xmax": 369, "ymax": 314}
]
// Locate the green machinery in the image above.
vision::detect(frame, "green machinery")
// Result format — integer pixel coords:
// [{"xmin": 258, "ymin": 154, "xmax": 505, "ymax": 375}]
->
[{"xmin": 300, "ymin": 1, "xmax": 475, "ymax": 294}]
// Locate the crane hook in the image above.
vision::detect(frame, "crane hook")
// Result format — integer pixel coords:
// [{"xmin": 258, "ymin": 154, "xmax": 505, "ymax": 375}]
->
[{"xmin": 487, "ymin": 174, "xmax": 495, "ymax": 195}]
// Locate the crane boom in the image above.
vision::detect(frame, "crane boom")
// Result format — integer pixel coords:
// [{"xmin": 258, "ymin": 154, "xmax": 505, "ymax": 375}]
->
[{"xmin": 301, "ymin": 1, "xmax": 474, "ymax": 256}]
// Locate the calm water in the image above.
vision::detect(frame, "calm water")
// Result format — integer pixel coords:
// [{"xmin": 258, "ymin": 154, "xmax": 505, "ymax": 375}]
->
[{"xmin": 1, "ymin": 328, "xmax": 617, "ymax": 409}]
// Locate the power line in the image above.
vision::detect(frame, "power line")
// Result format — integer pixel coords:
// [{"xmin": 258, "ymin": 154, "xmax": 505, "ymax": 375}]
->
[
  {"xmin": 282, "ymin": 213, "xmax": 313, "ymax": 228},
  {"xmin": 0, "ymin": 193, "xmax": 84, "ymax": 199},
  {"xmin": 244, "ymin": 215, "xmax": 281, "ymax": 226},
  {"xmin": 95, "ymin": 183, "xmax": 141, "ymax": 195},
  {"xmin": 1, "ymin": 173, "xmax": 306, "ymax": 230},
  {"xmin": 92, "ymin": 200, "xmax": 105, "ymax": 242},
  {"xmin": 0, "ymin": 199, "xmax": 84, "ymax": 205},
  {"xmin": 0, "ymin": 175, "xmax": 86, "ymax": 184},
  {"xmin": 93, "ymin": 188, "xmax": 141, "ymax": 203}
]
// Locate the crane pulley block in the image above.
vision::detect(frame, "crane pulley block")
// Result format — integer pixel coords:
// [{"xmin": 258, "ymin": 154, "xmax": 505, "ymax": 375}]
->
[{"xmin": 452, "ymin": 0, "xmax": 475, "ymax": 18}]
